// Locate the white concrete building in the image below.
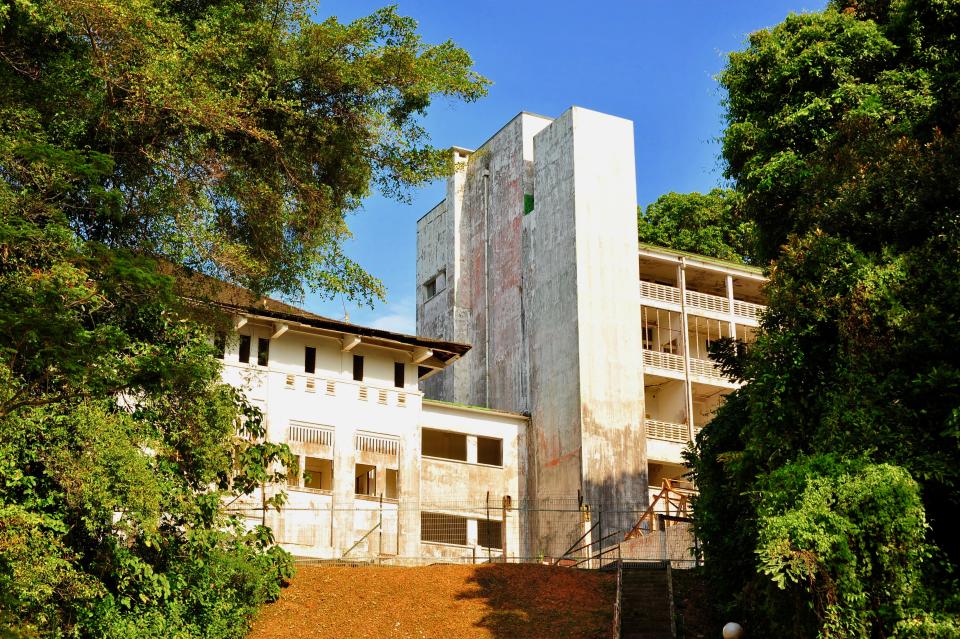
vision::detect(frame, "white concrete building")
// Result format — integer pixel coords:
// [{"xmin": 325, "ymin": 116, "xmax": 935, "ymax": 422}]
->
[
  {"xmin": 204, "ymin": 285, "xmax": 528, "ymax": 560},
  {"xmin": 415, "ymin": 107, "xmax": 767, "ymax": 550}
]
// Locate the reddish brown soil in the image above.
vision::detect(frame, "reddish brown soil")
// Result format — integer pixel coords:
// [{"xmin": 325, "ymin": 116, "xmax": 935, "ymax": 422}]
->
[{"xmin": 248, "ymin": 564, "xmax": 615, "ymax": 639}]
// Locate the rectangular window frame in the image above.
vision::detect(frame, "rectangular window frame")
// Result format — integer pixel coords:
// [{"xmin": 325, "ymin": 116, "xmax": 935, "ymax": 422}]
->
[
  {"xmin": 238, "ymin": 335, "xmax": 251, "ymax": 364},
  {"xmin": 257, "ymin": 338, "xmax": 270, "ymax": 367},
  {"xmin": 304, "ymin": 346, "xmax": 316, "ymax": 374},
  {"xmin": 352, "ymin": 354, "xmax": 364, "ymax": 382},
  {"xmin": 477, "ymin": 518, "xmax": 503, "ymax": 550},
  {"xmin": 421, "ymin": 428, "xmax": 467, "ymax": 462},
  {"xmin": 420, "ymin": 512, "xmax": 468, "ymax": 547},
  {"xmin": 476, "ymin": 436, "xmax": 504, "ymax": 467},
  {"xmin": 394, "ymin": 362, "xmax": 405, "ymax": 388}
]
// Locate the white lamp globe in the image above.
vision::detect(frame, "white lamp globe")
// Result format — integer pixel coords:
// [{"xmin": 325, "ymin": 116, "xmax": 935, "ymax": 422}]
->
[{"xmin": 722, "ymin": 622, "xmax": 744, "ymax": 639}]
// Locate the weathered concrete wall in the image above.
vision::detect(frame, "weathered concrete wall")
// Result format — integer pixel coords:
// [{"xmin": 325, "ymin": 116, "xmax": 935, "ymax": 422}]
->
[
  {"xmin": 569, "ymin": 108, "xmax": 647, "ymax": 522},
  {"xmin": 521, "ymin": 108, "xmax": 648, "ymax": 551},
  {"xmin": 415, "ymin": 114, "xmax": 552, "ymax": 415}
]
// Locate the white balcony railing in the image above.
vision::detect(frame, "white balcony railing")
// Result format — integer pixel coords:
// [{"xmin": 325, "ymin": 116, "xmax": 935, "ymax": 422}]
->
[
  {"xmin": 639, "ymin": 280, "xmax": 681, "ymax": 305},
  {"xmin": 646, "ymin": 419, "xmax": 689, "ymax": 443},
  {"xmin": 685, "ymin": 289, "xmax": 729, "ymax": 314},
  {"xmin": 642, "ymin": 349, "xmax": 685, "ymax": 374},
  {"xmin": 640, "ymin": 280, "xmax": 765, "ymax": 322},
  {"xmin": 733, "ymin": 299, "xmax": 764, "ymax": 321},
  {"xmin": 688, "ymin": 357, "xmax": 725, "ymax": 381}
]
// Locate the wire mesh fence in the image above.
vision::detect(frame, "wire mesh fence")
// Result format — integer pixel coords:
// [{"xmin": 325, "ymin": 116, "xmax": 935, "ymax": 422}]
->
[{"xmin": 225, "ymin": 494, "xmax": 700, "ymax": 568}]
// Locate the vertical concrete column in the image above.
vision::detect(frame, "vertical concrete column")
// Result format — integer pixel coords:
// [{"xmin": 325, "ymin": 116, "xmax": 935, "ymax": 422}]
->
[
  {"xmin": 678, "ymin": 261, "xmax": 696, "ymax": 442},
  {"xmin": 331, "ymin": 425, "xmax": 356, "ymax": 555},
  {"xmin": 397, "ymin": 422, "xmax": 421, "ymax": 557},
  {"xmin": 466, "ymin": 519, "xmax": 478, "ymax": 546},
  {"xmin": 726, "ymin": 274, "xmax": 737, "ymax": 338},
  {"xmin": 375, "ymin": 462, "xmax": 386, "ymax": 497},
  {"xmin": 466, "ymin": 435, "xmax": 478, "ymax": 464}
]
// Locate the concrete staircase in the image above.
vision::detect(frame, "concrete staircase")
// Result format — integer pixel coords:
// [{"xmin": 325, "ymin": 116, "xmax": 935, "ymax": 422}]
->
[{"xmin": 619, "ymin": 562, "xmax": 673, "ymax": 639}]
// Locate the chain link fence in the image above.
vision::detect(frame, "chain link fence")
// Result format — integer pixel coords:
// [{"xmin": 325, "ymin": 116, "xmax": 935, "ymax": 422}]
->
[{"xmin": 226, "ymin": 495, "xmax": 699, "ymax": 568}]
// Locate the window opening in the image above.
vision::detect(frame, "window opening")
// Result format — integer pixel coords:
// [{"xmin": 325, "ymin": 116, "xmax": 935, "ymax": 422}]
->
[
  {"xmin": 257, "ymin": 338, "xmax": 270, "ymax": 366},
  {"xmin": 421, "ymin": 429, "xmax": 467, "ymax": 461},
  {"xmin": 239, "ymin": 335, "xmax": 251, "ymax": 363}
]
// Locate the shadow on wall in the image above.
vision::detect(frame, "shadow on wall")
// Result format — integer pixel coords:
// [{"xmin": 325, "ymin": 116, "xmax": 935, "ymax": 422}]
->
[{"xmin": 456, "ymin": 563, "xmax": 614, "ymax": 639}]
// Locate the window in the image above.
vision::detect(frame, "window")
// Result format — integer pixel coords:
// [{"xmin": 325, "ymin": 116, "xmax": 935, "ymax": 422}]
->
[
  {"xmin": 238, "ymin": 335, "xmax": 251, "ymax": 363},
  {"xmin": 304, "ymin": 346, "xmax": 316, "ymax": 374},
  {"xmin": 303, "ymin": 456, "xmax": 332, "ymax": 491},
  {"xmin": 214, "ymin": 333, "xmax": 226, "ymax": 359},
  {"xmin": 385, "ymin": 468, "xmax": 398, "ymax": 499},
  {"xmin": 478, "ymin": 519, "xmax": 503, "ymax": 549},
  {"xmin": 421, "ymin": 428, "xmax": 467, "ymax": 461},
  {"xmin": 421, "ymin": 512, "xmax": 467, "ymax": 546},
  {"xmin": 423, "ymin": 270, "xmax": 445, "ymax": 299},
  {"xmin": 477, "ymin": 437, "xmax": 503, "ymax": 466},
  {"xmin": 353, "ymin": 354, "xmax": 364, "ymax": 382},
  {"xmin": 257, "ymin": 338, "xmax": 270, "ymax": 366},
  {"xmin": 355, "ymin": 464, "xmax": 376, "ymax": 496},
  {"xmin": 394, "ymin": 362, "xmax": 405, "ymax": 388}
]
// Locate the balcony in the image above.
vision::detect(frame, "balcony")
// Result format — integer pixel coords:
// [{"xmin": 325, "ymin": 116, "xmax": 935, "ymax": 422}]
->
[
  {"xmin": 642, "ymin": 348, "xmax": 730, "ymax": 384},
  {"xmin": 646, "ymin": 419, "xmax": 688, "ymax": 443},
  {"xmin": 639, "ymin": 279, "xmax": 764, "ymax": 322}
]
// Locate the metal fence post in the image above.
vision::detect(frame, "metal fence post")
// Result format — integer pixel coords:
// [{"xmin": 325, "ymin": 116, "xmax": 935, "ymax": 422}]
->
[{"xmin": 501, "ymin": 495, "xmax": 510, "ymax": 562}]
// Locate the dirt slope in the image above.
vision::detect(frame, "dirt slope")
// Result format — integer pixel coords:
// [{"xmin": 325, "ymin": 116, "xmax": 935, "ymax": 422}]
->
[{"xmin": 248, "ymin": 564, "xmax": 615, "ymax": 639}]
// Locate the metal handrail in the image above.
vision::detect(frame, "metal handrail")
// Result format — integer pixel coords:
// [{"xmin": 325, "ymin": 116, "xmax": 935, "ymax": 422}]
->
[{"xmin": 341, "ymin": 521, "xmax": 382, "ymax": 558}]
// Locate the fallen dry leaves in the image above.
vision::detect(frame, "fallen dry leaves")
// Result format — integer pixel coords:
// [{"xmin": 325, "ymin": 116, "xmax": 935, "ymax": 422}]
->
[{"xmin": 247, "ymin": 563, "xmax": 615, "ymax": 639}]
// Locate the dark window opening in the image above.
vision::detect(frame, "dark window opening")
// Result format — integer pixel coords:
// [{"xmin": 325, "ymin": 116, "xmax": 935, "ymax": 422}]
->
[
  {"xmin": 477, "ymin": 437, "xmax": 503, "ymax": 466},
  {"xmin": 421, "ymin": 512, "xmax": 468, "ymax": 546},
  {"xmin": 304, "ymin": 346, "xmax": 316, "ymax": 374},
  {"xmin": 257, "ymin": 338, "xmax": 270, "ymax": 366},
  {"xmin": 214, "ymin": 333, "xmax": 226, "ymax": 359},
  {"xmin": 353, "ymin": 354, "xmax": 364, "ymax": 381},
  {"xmin": 478, "ymin": 519, "xmax": 503, "ymax": 549},
  {"xmin": 355, "ymin": 464, "xmax": 376, "ymax": 496},
  {"xmin": 394, "ymin": 362, "xmax": 405, "ymax": 388},
  {"xmin": 385, "ymin": 468, "xmax": 398, "ymax": 499},
  {"xmin": 421, "ymin": 428, "xmax": 467, "ymax": 461},
  {"xmin": 239, "ymin": 335, "xmax": 251, "ymax": 363}
]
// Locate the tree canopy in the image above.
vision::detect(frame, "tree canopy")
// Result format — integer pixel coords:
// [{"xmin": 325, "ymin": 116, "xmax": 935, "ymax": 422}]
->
[
  {"xmin": 0, "ymin": 1, "xmax": 487, "ymax": 636},
  {"xmin": 637, "ymin": 189, "xmax": 758, "ymax": 264},
  {"xmin": 691, "ymin": 1, "xmax": 960, "ymax": 636}
]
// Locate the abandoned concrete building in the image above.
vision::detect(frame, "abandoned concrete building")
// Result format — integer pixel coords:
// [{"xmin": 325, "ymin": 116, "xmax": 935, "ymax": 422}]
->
[
  {"xmin": 416, "ymin": 107, "xmax": 766, "ymax": 553},
  {"xmin": 215, "ymin": 106, "xmax": 766, "ymax": 561}
]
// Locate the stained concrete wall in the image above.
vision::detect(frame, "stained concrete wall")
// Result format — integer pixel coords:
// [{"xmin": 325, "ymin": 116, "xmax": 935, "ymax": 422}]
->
[
  {"xmin": 415, "ymin": 114, "xmax": 552, "ymax": 413},
  {"xmin": 525, "ymin": 108, "xmax": 647, "ymax": 545}
]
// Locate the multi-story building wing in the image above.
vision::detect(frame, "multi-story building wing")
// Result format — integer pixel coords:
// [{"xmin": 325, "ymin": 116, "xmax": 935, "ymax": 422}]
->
[
  {"xmin": 204, "ymin": 286, "xmax": 528, "ymax": 560},
  {"xmin": 636, "ymin": 244, "xmax": 765, "ymax": 499}
]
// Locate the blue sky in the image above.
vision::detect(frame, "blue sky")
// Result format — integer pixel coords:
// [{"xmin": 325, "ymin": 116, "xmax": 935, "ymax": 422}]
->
[{"xmin": 301, "ymin": 1, "xmax": 828, "ymax": 332}]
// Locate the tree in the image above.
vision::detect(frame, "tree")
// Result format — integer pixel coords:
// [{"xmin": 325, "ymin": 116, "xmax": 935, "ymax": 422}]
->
[
  {"xmin": 690, "ymin": 1, "xmax": 960, "ymax": 636},
  {"xmin": 0, "ymin": 1, "xmax": 487, "ymax": 636},
  {"xmin": 637, "ymin": 189, "xmax": 758, "ymax": 264}
]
